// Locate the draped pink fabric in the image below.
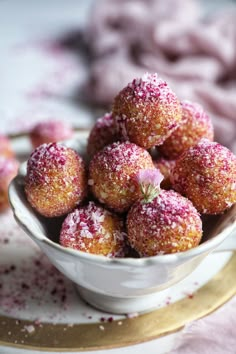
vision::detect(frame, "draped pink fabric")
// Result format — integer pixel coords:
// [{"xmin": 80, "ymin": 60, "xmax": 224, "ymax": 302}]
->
[
  {"xmin": 82, "ymin": 0, "xmax": 236, "ymax": 152},
  {"xmin": 170, "ymin": 295, "xmax": 236, "ymax": 354}
]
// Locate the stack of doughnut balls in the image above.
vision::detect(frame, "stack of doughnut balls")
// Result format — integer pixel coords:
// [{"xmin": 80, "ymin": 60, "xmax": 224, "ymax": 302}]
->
[{"xmin": 24, "ymin": 73, "xmax": 236, "ymax": 258}]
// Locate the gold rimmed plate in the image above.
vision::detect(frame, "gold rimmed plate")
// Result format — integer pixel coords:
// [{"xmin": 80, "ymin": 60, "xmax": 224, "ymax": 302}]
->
[{"xmin": 0, "ymin": 252, "xmax": 236, "ymax": 352}]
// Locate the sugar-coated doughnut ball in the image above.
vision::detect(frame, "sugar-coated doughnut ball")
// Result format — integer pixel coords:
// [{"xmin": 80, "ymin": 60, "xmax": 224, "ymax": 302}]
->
[
  {"xmin": 0, "ymin": 135, "xmax": 15, "ymax": 158},
  {"xmin": 171, "ymin": 139, "xmax": 236, "ymax": 214},
  {"xmin": 127, "ymin": 190, "xmax": 202, "ymax": 256},
  {"xmin": 60, "ymin": 201, "xmax": 127, "ymax": 257},
  {"xmin": 87, "ymin": 112, "xmax": 121, "ymax": 157},
  {"xmin": 89, "ymin": 142, "xmax": 155, "ymax": 212},
  {"xmin": 30, "ymin": 120, "xmax": 74, "ymax": 148},
  {"xmin": 25, "ymin": 142, "xmax": 87, "ymax": 217},
  {"xmin": 159, "ymin": 100, "xmax": 214, "ymax": 159},
  {"xmin": 0, "ymin": 156, "xmax": 19, "ymax": 212},
  {"xmin": 153, "ymin": 158, "xmax": 176, "ymax": 190},
  {"xmin": 112, "ymin": 73, "xmax": 183, "ymax": 149}
]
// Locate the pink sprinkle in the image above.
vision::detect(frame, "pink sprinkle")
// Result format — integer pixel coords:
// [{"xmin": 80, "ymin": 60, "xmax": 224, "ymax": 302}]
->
[
  {"xmin": 26, "ymin": 86, "xmax": 52, "ymax": 100},
  {"xmin": 126, "ymin": 312, "xmax": 139, "ymax": 319},
  {"xmin": 24, "ymin": 325, "xmax": 35, "ymax": 334}
]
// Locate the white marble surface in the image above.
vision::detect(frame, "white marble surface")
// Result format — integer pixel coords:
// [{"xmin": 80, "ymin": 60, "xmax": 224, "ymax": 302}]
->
[{"xmin": 0, "ymin": 0, "xmax": 95, "ymax": 135}]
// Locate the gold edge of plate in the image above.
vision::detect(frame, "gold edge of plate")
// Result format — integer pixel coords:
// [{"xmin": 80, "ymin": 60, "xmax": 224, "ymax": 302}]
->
[{"xmin": 0, "ymin": 252, "xmax": 236, "ymax": 352}]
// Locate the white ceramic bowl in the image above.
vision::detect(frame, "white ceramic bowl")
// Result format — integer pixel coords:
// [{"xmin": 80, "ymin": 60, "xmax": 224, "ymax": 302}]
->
[{"xmin": 8, "ymin": 138, "xmax": 236, "ymax": 314}]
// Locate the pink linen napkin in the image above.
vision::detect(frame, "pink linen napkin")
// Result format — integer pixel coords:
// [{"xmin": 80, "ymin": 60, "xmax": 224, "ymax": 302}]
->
[
  {"xmin": 81, "ymin": 0, "xmax": 236, "ymax": 153},
  {"xmin": 170, "ymin": 295, "xmax": 236, "ymax": 354}
]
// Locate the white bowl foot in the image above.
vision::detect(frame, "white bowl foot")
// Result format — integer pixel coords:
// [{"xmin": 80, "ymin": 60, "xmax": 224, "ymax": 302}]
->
[{"xmin": 76, "ymin": 286, "xmax": 161, "ymax": 314}]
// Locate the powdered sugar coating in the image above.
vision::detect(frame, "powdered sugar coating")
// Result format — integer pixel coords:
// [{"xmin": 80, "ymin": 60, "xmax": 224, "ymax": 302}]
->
[
  {"xmin": 25, "ymin": 142, "xmax": 87, "ymax": 217},
  {"xmin": 89, "ymin": 141, "xmax": 155, "ymax": 212},
  {"xmin": 0, "ymin": 134, "xmax": 15, "ymax": 158},
  {"xmin": 159, "ymin": 100, "xmax": 214, "ymax": 159},
  {"xmin": 127, "ymin": 190, "xmax": 202, "ymax": 256},
  {"xmin": 112, "ymin": 73, "xmax": 183, "ymax": 149},
  {"xmin": 153, "ymin": 158, "xmax": 176, "ymax": 190},
  {"xmin": 171, "ymin": 139, "xmax": 236, "ymax": 214},
  {"xmin": 30, "ymin": 120, "xmax": 74, "ymax": 148},
  {"xmin": 87, "ymin": 112, "xmax": 121, "ymax": 157},
  {"xmin": 0, "ymin": 157, "xmax": 19, "ymax": 212},
  {"xmin": 60, "ymin": 201, "xmax": 127, "ymax": 257}
]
